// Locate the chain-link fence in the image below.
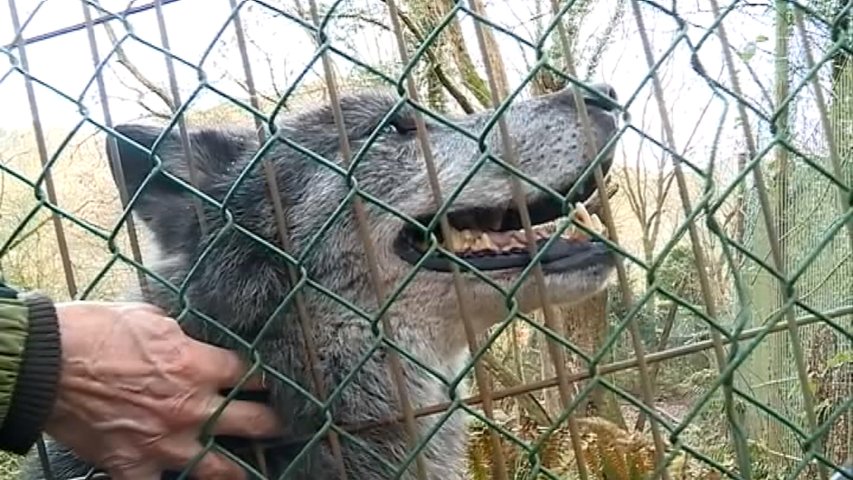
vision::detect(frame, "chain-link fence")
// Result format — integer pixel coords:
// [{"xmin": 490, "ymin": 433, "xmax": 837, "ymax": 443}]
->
[{"xmin": 0, "ymin": 0, "xmax": 851, "ymax": 479}]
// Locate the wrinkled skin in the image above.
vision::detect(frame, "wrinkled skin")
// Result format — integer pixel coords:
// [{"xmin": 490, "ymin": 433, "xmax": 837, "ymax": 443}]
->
[
  {"xmin": 23, "ymin": 86, "xmax": 620, "ymax": 479},
  {"xmin": 45, "ymin": 302, "xmax": 282, "ymax": 480}
]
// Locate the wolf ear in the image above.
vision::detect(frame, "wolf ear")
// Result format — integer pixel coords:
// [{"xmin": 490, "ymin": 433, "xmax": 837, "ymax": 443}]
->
[
  {"xmin": 107, "ymin": 124, "xmax": 181, "ymax": 208},
  {"xmin": 107, "ymin": 123, "xmax": 251, "ymax": 203},
  {"xmin": 106, "ymin": 124, "xmax": 253, "ymax": 249}
]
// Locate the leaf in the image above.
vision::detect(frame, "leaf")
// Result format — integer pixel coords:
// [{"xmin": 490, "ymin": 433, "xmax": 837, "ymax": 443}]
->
[
  {"xmin": 739, "ymin": 42, "xmax": 757, "ymax": 62},
  {"xmin": 827, "ymin": 350, "xmax": 853, "ymax": 368}
]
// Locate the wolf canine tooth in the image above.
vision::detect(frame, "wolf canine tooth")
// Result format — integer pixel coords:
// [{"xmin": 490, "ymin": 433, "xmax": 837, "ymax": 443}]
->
[
  {"xmin": 574, "ymin": 202, "xmax": 592, "ymax": 226},
  {"xmin": 590, "ymin": 213, "xmax": 605, "ymax": 235}
]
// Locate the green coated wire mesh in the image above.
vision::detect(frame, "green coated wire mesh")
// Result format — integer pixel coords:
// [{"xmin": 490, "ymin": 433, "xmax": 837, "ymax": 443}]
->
[{"xmin": 0, "ymin": 0, "xmax": 851, "ymax": 479}]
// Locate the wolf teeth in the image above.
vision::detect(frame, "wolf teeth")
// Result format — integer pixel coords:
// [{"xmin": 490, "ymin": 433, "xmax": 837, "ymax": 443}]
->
[
  {"xmin": 590, "ymin": 213, "xmax": 605, "ymax": 234},
  {"xmin": 438, "ymin": 204, "xmax": 608, "ymax": 253},
  {"xmin": 574, "ymin": 202, "xmax": 592, "ymax": 226},
  {"xmin": 562, "ymin": 203, "xmax": 607, "ymax": 240}
]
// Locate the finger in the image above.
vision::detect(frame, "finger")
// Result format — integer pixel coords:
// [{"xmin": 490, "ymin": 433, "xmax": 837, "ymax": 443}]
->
[
  {"xmin": 191, "ymin": 341, "xmax": 267, "ymax": 391},
  {"xmin": 205, "ymin": 397, "xmax": 284, "ymax": 438},
  {"xmin": 187, "ymin": 450, "xmax": 247, "ymax": 480},
  {"xmin": 158, "ymin": 438, "xmax": 247, "ymax": 480},
  {"xmin": 234, "ymin": 368, "xmax": 268, "ymax": 391}
]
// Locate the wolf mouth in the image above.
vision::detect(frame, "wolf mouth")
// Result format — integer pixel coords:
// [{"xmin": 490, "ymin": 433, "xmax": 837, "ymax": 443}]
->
[
  {"xmin": 395, "ymin": 178, "xmax": 615, "ymax": 273},
  {"xmin": 393, "ymin": 86, "xmax": 621, "ymax": 275}
]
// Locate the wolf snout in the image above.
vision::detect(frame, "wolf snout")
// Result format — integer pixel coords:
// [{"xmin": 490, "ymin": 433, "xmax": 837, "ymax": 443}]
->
[
  {"xmin": 588, "ymin": 83, "xmax": 618, "ymax": 102},
  {"xmin": 580, "ymin": 82, "xmax": 619, "ymax": 112},
  {"xmin": 547, "ymin": 82, "xmax": 620, "ymax": 115}
]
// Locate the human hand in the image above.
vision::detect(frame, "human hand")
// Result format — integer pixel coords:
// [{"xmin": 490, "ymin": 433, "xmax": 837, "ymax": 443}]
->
[{"xmin": 45, "ymin": 301, "xmax": 282, "ymax": 480}]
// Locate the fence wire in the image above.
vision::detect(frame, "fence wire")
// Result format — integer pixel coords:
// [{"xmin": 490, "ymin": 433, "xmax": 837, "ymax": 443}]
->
[{"xmin": 0, "ymin": 0, "xmax": 851, "ymax": 479}]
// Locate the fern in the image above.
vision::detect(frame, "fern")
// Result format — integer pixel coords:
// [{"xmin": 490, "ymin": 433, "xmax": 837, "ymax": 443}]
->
[{"xmin": 466, "ymin": 413, "xmax": 722, "ymax": 479}]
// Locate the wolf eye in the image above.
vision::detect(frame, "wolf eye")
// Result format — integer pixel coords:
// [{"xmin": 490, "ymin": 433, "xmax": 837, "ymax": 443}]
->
[
  {"xmin": 379, "ymin": 117, "xmax": 417, "ymax": 136},
  {"xmin": 378, "ymin": 124, "xmax": 397, "ymax": 135}
]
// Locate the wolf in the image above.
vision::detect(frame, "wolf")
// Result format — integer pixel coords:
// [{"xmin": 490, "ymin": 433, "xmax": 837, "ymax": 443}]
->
[{"xmin": 23, "ymin": 83, "xmax": 621, "ymax": 479}]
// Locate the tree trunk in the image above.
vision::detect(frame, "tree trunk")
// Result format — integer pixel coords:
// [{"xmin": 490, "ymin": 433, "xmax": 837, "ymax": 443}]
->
[
  {"xmin": 433, "ymin": 0, "xmax": 492, "ymax": 108},
  {"xmin": 560, "ymin": 291, "xmax": 627, "ymax": 428}
]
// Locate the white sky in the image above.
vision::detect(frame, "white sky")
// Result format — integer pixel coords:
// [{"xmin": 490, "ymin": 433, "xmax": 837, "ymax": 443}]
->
[{"xmin": 0, "ymin": 0, "xmax": 785, "ymax": 175}]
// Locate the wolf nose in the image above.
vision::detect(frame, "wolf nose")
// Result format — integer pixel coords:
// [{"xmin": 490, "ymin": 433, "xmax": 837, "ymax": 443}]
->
[
  {"xmin": 587, "ymin": 83, "xmax": 618, "ymax": 101},
  {"xmin": 577, "ymin": 82, "xmax": 619, "ymax": 112}
]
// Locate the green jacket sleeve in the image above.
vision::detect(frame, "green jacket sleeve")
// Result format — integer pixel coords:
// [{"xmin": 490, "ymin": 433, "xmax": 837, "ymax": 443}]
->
[{"xmin": 0, "ymin": 281, "xmax": 61, "ymax": 455}]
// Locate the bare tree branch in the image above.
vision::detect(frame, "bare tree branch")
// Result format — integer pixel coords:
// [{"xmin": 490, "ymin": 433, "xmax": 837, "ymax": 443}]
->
[
  {"xmin": 584, "ymin": 2, "xmax": 626, "ymax": 80},
  {"xmin": 395, "ymin": 3, "xmax": 476, "ymax": 113},
  {"xmin": 7, "ymin": 201, "xmax": 92, "ymax": 252},
  {"xmin": 481, "ymin": 352, "xmax": 551, "ymax": 426},
  {"xmin": 95, "ymin": 3, "xmax": 176, "ymax": 115},
  {"xmin": 399, "ymin": 0, "xmax": 492, "ymax": 109}
]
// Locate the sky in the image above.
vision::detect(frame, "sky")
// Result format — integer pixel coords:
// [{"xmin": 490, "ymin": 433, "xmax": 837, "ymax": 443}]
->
[{"xmin": 0, "ymin": 0, "xmax": 786, "ymax": 176}]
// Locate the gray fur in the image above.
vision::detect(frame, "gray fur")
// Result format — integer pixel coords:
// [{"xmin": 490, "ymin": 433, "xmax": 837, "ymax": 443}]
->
[{"xmin": 22, "ymin": 86, "xmax": 619, "ymax": 479}]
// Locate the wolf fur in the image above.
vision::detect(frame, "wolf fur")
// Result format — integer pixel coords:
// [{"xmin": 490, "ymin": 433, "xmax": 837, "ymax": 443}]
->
[{"xmin": 22, "ymin": 85, "xmax": 620, "ymax": 479}]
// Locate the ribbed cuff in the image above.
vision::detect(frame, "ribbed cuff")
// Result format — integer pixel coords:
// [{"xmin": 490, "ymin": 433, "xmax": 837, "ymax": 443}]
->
[{"xmin": 0, "ymin": 293, "xmax": 61, "ymax": 454}]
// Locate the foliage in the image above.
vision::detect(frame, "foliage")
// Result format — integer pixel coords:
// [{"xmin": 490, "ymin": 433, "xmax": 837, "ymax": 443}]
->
[
  {"xmin": 467, "ymin": 414, "xmax": 722, "ymax": 479},
  {"xmin": 0, "ymin": 453, "xmax": 19, "ymax": 480}
]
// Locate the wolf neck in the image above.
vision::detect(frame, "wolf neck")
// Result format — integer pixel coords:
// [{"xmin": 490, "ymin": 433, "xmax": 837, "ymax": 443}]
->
[{"xmin": 375, "ymin": 307, "xmax": 480, "ymax": 380}]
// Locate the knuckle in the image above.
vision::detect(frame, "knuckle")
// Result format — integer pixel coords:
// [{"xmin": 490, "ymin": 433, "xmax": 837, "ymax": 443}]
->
[
  {"xmin": 192, "ymin": 397, "xmax": 231, "ymax": 431},
  {"xmin": 172, "ymin": 347, "xmax": 197, "ymax": 373},
  {"xmin": 176, "ymin": 392, "xmax": 210, "ymax": 424},
  {"xmin": 100, "ymin": 452, "xmax": 146, "ymax": 474},
  {"xmin": 155, "ymin": 317, "xmax": 185, "ymax": 338},
  {"xmin": 150, "ymin": 437, "xmax": 186, "ymax": 461},
  {"xmin": 192, "ymin": 453, "xmax": 243, "ymax": 480}
]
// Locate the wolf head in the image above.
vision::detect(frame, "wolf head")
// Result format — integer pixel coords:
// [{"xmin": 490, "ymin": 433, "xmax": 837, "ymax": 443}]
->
[{"xmin": 107, "ymin": 85, "xmax": 620, "ymax": 355}]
